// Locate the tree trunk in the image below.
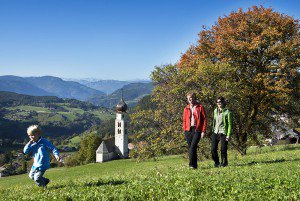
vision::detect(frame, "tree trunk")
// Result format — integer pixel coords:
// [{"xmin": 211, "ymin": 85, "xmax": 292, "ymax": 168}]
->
[{"xmin": 232, "ymin": 132, "xmax": 248, "ymax": 155}]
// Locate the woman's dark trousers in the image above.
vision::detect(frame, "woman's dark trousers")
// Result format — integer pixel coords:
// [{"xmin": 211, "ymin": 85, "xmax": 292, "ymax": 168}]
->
[
  {"xmin": 185, "ymin": 126, "xmax": 201, "ymax": 169},
  {"xmin": 211, "ymin": 133, "xmax": 228, "ymax": 167}
]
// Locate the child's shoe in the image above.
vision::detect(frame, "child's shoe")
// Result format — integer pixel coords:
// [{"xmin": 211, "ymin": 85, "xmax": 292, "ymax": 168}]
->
[{"xmin": 43, "ymin": 178, "xmax": 50, "ymax": 190}]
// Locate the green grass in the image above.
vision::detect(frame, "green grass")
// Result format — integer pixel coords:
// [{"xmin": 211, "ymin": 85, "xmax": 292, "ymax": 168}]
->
[
  {"xmin": 68, "ymin": 135, "xmax": 82, "ymax": 147},
  {"xmin": 57, "ymin": 109, "xmax": 111, "ymax": 121},
  {"xmin": 90, "ymin": 110, "xmax": 114, "ymax": 121},
  {"xmin": 58, "ymin": 112, "xmax": 77, "ymax": 121},
  {"xmin": 8, "ymin": 106, "xmax": 51, "ymax": 113},
  {"xmin": 47, "ymin": 114, "xmax": 66, "ymax": 121},
  {"xmin": 60, "ymin": 106, "xmax": 85, "ymax": 115},
  {"xmin": 1, "ymin": 145, "xmax": 300, "ymax": 200},
  {"xmin": 6, "ymin": 105, "xmax": 114, "ymax": 122}
]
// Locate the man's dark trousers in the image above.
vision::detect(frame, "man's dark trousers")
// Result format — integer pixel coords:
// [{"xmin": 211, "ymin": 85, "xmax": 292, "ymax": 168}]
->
[
  {"xmin": 185, "ymin": 126, "xmax": 201, "ymax": 169},
  {"xmin": 211, "ymin": 133, "xmax": 228, "ymax": 166}
]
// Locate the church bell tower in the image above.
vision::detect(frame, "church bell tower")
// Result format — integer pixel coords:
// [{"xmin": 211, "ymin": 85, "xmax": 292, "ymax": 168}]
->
[{"xmin": 115, "ymin": 93, "xmax": 128, "ymax": 158}]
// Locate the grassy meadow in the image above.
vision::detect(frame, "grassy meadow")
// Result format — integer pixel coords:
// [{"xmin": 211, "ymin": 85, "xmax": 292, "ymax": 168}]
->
[
  {"xmin": 7, "ymin": 105, "xmax": 114, "ymax": 122},
  {"xmin": 0, "ymin": 144, "xmax": 300, "ymax": 200}
]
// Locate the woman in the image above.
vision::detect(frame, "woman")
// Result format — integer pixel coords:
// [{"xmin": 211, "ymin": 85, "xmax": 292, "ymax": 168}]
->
[{"xmin": 183, "ymin": 91, "xmax": 207, "ymax": 169}]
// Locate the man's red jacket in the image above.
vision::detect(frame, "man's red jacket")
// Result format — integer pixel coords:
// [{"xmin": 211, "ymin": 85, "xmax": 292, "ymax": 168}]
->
[{"xmin": 183, "ymin": 103, "xmax": 207, "ymax": 132}]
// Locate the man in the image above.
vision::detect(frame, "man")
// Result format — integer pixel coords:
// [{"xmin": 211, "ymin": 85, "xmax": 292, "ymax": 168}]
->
[
  {"xmin": 211, "ymin": 97, "xmax": 232, "ymax": 167},
  {"xmin": 183, "ymin": 91, "xmax": 207, "ymax": 169}
]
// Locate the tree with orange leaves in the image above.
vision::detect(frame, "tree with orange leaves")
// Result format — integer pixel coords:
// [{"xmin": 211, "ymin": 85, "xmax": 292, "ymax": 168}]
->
[
  {"xmin": 129, "ymin": 6, "xmax": 299, "ymax": 159},
  {"xmin": 179, "ymin": 6, "xmax": 300, "ymax": 154}
]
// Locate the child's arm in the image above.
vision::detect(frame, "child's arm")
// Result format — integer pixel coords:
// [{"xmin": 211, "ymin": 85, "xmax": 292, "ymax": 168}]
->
[
  {"xmin": 45, "ymin": 140, "xmax": 60, "ymax": 161},
  {"xmin": 23, "ymin": 140, "xmax": 34, "ymax": 154}
]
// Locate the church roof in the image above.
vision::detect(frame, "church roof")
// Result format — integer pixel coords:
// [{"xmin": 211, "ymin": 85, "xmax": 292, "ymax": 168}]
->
[
  {"xmin": 116, "ymin": 91, "xmax": 127, "ymax": 113},
  {"xmin": 96, "ymin": 141, "xmax": 109, "ymax": 154},
  {"xmin": 96, "ymin": 137, "xmax": 115, "ymax": 153}
]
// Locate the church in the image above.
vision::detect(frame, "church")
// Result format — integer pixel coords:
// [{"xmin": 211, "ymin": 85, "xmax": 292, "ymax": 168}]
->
[{"xmin": 96, "ymin": 95, "xmax": 129, "ymax": 162}]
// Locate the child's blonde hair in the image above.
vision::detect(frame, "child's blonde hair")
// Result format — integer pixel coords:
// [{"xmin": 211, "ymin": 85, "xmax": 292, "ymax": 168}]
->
[{"xmin": 27, "ymin": 125, "xmax": 43, "ymax": 136}]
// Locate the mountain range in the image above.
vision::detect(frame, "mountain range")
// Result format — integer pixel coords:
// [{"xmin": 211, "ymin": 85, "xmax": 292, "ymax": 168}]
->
[
  {"xmin": 63, "ymin": 78, "xmax": 151, "ymax": 94},
  {"xmin": 87, "ymin": 82, "xmax": 154, "ymax": 108},
  {"xmin": 0, "ymin": 75, "xmax": 153, "ymax": 108},
  {"xmin": 0, "ymin": 75, "xmax": 105, "ymax": 101}
]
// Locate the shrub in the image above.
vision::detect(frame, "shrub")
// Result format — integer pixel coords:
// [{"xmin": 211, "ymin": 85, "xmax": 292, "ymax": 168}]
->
[{"xmin": 64, "ymin": 155, "xmax": 80, "ymax": 167}]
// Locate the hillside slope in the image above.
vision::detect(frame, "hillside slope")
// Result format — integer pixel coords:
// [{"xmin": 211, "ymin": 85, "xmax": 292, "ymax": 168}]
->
[
  {"xmin": 0, "ymin": 145, "xmax": 299, "ymax": 200},
  {"xmin": 0, "ymin": 75, "xmax": 105, "ymax": 101},
  {"xmin": 0, "ymin": 91, "xmax": 113, "ymax": 141},
  {"xmin": 0, "ymin": 76, "xmax": 152, "ymax": 107},
  {"xmin": 0, "ymin": 75, "xmax": 53, "ymax": 96},
  {"xmin": 25, "ymin": 76, "xmax": 105, "ymax": 101},
  {"xmin": 66, "ymin": 78, "xmax": 151, "ymax": 94},
  {"xmin": 75, "ymin": 79, "xmax": 131, "ymax": 94}
]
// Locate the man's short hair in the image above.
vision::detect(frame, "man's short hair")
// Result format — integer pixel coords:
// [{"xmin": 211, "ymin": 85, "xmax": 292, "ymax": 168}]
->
[
  {"xmin": 27, "ymin": 125, "xmax": 43, "ymax": 136},
  {"xmin": 217, "ymin": 97, "xmax": 226, "ymax": 106}
]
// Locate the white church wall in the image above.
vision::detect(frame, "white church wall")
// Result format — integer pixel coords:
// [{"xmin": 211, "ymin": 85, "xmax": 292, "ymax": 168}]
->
[
  {"xmin": 96, "ymin": 152, "xmax": 115, "ymax": 163},
  {"xmin": 115, "ymin": 113, "xmax": 129, "ymax": 158}
]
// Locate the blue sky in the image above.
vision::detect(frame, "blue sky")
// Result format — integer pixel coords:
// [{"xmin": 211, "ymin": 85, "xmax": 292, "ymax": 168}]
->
[{"xmin": 0, "ymin": 0, "xmax": 299, "ymax": 80}]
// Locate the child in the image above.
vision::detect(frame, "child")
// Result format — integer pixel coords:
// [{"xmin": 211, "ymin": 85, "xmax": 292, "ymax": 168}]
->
[{"xmin": 23, "ymin": 125, "xmax": 60, "ymax": 189}]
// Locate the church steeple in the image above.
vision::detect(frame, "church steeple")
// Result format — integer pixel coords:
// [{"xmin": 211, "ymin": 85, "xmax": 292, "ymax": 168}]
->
[
  {"xmin": 114, "ymin": 91, "xmax": 128, "ymax": 158},
  {"xmin": 116, "ymin": 89, "xmax": 127, "ymax": 113},
  {"xmin": 96, "ymin": 92, "xmax": 129, "ymax": 162}
]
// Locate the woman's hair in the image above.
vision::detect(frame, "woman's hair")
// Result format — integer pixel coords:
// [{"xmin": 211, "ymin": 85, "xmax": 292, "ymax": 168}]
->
[
  {"xmin": 27, "ymin": 125, "xmax": 43, "ymax": 136},
  {"xmin": 186, "ymin": 91, "xmax": 197, "ymax": 99}
]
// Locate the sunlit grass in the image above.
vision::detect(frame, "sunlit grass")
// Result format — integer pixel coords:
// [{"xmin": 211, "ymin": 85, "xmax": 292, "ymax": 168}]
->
[{"xmin": 1, "ymin": 145, "xmax": 300, "ymax": 200}]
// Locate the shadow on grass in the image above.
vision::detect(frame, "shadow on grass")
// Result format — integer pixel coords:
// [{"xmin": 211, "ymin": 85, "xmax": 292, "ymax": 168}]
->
[
  {"xmin": 84, "ymin": 180, "xmax": 126, "ymax": 187},
  {"xmin": 247, "ymin": 144, "xmax": 300, "ymax": 155},
  {"xmin": 277, "ymin": 145, "xmax": 300, "ymax": 151},
  {"xmin": 200, "ymin": 157, "xmax": 300, "ymax": 170},
  {"xmin": 234, "ymin": 157, "xmax": 300, "ymax": 167},
  {"xmin": 49, "ymin": 179, "xmax": 126, "ymax": 190}
]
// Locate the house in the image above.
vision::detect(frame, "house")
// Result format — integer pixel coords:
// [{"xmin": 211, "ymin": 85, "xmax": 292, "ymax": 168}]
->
[
  {"xmin": 0, "ymin": 166, "xmax": 7, "ymax": 178},
  {"xmin": 268, "ymin": 127, "xmax": 300, "ymax": 145},
  {"xmin": 276, "ymin": 129, "xmax": 300, "ymax": 144}
]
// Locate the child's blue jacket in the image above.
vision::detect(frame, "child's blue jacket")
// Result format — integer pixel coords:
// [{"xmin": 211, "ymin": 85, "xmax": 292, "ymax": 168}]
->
[{"xmin": 23, "ymin": 137, "xmax": 59, "ymax": 171}]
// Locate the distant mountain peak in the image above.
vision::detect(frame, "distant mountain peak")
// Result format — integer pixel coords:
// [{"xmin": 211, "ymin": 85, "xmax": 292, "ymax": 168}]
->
[{"xmin": 0, "ymin": 75, "xmax": 105, "ymax": 101}]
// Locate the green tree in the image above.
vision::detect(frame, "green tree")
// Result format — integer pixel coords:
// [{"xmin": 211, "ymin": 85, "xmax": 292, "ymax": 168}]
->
[
  {"xmin": 130, "ymin": 63, "xmax": 229, "ymax": 159},
  {"xmin": 129, "ymin": 65, "xmax": 183, "ymax": 160},
  {"xmin": 94, "ymin": 118, "xmax": 115, "ymax": 139},
  {"xmin": 0, "ymin": 152, "xmax": 11, "ymax": 166},
  {"xmin": 76, "ymin": 134, "xmax": 102, "ymax": 164}
]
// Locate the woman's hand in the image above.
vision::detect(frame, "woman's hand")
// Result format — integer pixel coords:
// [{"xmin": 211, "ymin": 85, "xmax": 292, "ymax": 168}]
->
[{"xmin": 201, "ymin": 132, "xmax": 205, "ymax": 139}]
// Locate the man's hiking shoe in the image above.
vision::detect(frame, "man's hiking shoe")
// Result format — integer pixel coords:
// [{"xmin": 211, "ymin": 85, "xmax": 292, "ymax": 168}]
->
[{"xmin": 214, "ymin": 163, "xmax": 220, "ymax": 168}]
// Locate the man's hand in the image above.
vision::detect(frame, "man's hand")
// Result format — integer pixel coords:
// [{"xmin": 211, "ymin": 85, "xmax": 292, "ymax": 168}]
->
[
  {"xmin": 201, "ymin": 132, "xmax": 205, "ymax": 139},
  {"xmin": 225, "ymin": 137, "xmax": 230, "ymax": 141}
]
